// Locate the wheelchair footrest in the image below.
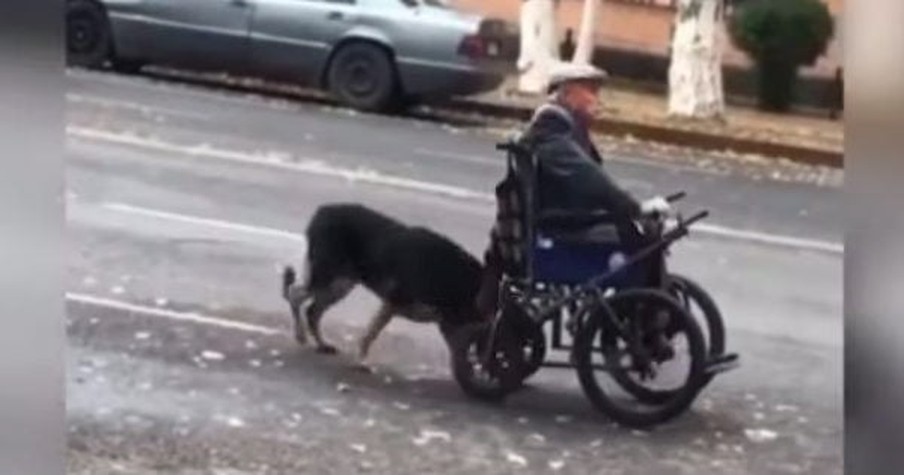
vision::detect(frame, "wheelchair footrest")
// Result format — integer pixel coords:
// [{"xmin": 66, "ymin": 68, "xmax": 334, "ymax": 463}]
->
[{"xmin": 705, "ymin": 353, "xmax": 740, "ymax": 375}]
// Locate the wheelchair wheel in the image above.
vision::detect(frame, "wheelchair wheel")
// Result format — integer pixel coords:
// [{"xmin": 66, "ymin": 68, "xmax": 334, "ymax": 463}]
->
[
  {"xmin": 661, "ymin": 274, "xmax": 726, "ymax": 397},
  {"xmin": 518, "ymin": 324, "xmax": 546, "ymax": 381},
  {"xmin": 667, "ymin": 273, "xmax": 725, "ymax": 356},
  {"xmin": 450, "ymin": 321, "xmax": 524, "ymax": 402},
  {"xmin": 607, "ymin": 276, "xmax": 726, "ymax": 405},
  {"xmin": 502, "ymin": 302, "xmax": 547, "ymax": 382},
  {"xmin": 573, "ymin": 289, "xmax": 707, "ymax": 428}
]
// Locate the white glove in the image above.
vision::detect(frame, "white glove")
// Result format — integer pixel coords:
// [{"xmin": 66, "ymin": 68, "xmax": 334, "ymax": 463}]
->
[{"xmin": 640, "ymin": 196, "xmax": 671, "ymax": 215}]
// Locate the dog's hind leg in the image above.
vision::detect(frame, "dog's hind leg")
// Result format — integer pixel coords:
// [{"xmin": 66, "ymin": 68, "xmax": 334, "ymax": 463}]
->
[
  {"xmin": 438, "ymin": 321, "xmax": 457, "ymax": 349},
  {"xmin": 306, "ymin": 279, "xmax": 355, "ymax": 354},
  {"xmin": 282, "ymin": 266, "xmax": 312, "ymax": 346},
  {"xmin": 355, "ymin": 301, "xmax": 394, "ymax": 370}
]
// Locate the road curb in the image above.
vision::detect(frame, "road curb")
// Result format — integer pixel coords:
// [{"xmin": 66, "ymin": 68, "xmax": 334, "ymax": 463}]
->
[{"xmin": 444, "ymin": 98, "xmax": 844, "ymax": 169}]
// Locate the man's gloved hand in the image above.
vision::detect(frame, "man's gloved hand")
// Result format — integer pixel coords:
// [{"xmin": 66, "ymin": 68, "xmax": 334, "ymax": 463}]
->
[{"xmin": 640, "ymin": 196, "xmax": 671, "ymax": 215}]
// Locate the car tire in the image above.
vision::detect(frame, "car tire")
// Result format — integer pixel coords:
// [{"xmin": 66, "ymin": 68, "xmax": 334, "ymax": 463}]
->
[
  {"xmin": 327, "ymin": 42, "xmax": 398, "ymax": 112},
  {"xmin": 66, "ymin": 0, "xmax": 112, "ymax": 68},
  {"xmin": 110, "ymin": 57, "xmax": 145, "ymax": 75}
]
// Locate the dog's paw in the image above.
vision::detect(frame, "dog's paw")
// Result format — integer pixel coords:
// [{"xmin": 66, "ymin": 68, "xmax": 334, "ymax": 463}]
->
[
  {"xmin": 315, "ymin": 344, "xmax": 339, "ymax": 355},
  {"xmin": 293, "ymin": 332, "xmax": 308, "ymax": 347}
]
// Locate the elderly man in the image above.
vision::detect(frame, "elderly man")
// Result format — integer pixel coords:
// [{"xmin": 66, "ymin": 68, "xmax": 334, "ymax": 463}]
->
[{"xmin": 475, "ymin": 62, "xmax": 670, "ymax": 319}]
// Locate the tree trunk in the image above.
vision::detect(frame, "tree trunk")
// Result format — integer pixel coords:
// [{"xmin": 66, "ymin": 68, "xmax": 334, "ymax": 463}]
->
[
  {"xmin": 756, "ymin": 58, "xmax": 797, "ymax": 112},
  {"xmin": 517, "ymin": 0, "xmax": 559, "ymax": 94},
  {"xmin": 667, "ymin": 0, "xmax": 725, "ymax": 119},
  {"xmin": 572, "ymin": 0, "xmax": 599, "ymax": 64}
]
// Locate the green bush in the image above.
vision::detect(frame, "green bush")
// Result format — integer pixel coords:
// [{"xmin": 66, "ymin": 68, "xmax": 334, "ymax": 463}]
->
[{"xmin": 729, "ymin": 0, "xmax": 834, "ymax": 112}]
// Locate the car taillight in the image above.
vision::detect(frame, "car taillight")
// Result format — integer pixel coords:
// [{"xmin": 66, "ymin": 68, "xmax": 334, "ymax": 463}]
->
[{"xmin": 457, "ymin": 34, "xmax": 487, "ymax": 59}]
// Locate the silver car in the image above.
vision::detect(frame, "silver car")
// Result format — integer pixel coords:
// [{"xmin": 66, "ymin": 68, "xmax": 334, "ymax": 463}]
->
[{"xmin": 66, "ymin": 0, "xmax": 510, "ymax": 111}]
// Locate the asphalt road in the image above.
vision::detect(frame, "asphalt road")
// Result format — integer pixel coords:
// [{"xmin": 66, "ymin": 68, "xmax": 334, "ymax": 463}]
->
[{"xmin": 65, "ymin": 68, "xmax": 842, "ymax": 475}]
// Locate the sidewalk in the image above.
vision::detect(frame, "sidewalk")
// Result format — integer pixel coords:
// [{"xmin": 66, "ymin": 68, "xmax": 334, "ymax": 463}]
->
[{"xmin": 449, "ymin": 77, "xmax": 844, "ymax": 168}]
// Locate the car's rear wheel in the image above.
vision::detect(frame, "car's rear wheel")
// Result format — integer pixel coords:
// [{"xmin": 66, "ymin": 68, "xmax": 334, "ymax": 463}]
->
[
  {"xmin": 66, "ymin": 0, "xmax": 111, "ymax": 68},
  {"xmin": 110, "ymin": 57, "xmax": 145, "ymax": 75},
  {"xmin": 327, "ymin": 42, "xmax": 398, "ymax": 112}
]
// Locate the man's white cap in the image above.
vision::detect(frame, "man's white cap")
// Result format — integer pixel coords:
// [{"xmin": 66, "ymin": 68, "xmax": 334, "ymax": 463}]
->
[{"xmin": 546, "ymin": 62, "xmax": 609, "ymax": 93}]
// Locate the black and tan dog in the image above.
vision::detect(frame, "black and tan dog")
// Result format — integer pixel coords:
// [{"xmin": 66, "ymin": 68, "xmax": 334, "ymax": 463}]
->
[{"xmin": 281, "ymin": 203, "xmax": 485, "ymax": 367}]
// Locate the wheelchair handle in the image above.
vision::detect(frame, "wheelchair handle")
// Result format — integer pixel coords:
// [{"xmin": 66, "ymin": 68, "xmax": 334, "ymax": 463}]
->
[
  {"xmin": 681, "ymin": 210, "xmax": 709, "ymax": 228},
  {"xmin": 496, "ymin": 141, "xmax": 530, "ymax": 155},
  {"xmin": 496, "ymin": 141, "xmax": 518, "ymax": 151},
  {"xmin": 665, "ymin": 191, "xmax": 687, "ymax": 203}
]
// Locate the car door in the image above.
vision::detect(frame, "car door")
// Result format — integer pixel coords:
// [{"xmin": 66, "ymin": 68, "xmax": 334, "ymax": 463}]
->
[
  {"xmin": 250, "ymin": 0, "xmax": 359, "ymax": 84},
  {"xmin": 135, "ymin": 0, "xmax": 253, "ymax": 71}
]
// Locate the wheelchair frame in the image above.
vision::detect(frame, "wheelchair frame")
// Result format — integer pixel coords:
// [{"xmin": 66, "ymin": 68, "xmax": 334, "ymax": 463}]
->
[
  {"xmin": 490, "ymin": 140, "xmax": 704, "ymax": 343},
  {"xmin": 450, "ymin": 140, "xmax": 739, "ymax": 428}
]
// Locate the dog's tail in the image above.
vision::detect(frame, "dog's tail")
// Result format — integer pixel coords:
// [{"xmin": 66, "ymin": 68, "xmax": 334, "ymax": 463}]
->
[
  {"xmin": 282, "ymin": 263, "xmax": 312, "ymax": 308},
  {"xmin": 281, "ymin": 266, "xmax": 297, "ymax": 300}
]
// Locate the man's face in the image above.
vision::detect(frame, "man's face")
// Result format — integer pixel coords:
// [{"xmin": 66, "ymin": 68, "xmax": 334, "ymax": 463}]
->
[{"xmin": 561, "ymin": 80, "xmax": 602, "ymax": 120}]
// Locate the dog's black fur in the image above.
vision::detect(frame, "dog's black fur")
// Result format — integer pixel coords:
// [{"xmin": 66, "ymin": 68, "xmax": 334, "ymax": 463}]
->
[{"xmin": 282, "ymin": 203, "xmax": 485, "ymax": 364}]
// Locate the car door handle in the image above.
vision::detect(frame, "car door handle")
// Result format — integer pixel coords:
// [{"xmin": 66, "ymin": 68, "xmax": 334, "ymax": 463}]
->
[
  {"xmin": 327, "ymin": 11, "xmax": 344, "ymax": 21},
  {"xmin": 229, "ymin": 0, "xmax": 249, "ymax": 7}
]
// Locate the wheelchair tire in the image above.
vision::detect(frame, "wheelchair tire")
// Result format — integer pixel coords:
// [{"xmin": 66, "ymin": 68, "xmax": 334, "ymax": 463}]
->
[
  {"xmin": 611, "ymin": 275, "xmax": 726, "ymax": 404},
  {"xmin": 573, "ymin": 289, "xmax": 707, "ymax": 429},
  {"xmin": 501, "ymin": 302, "xmax": 547, "ymax": 382},
  {"xmin": 667, "ymin": 273, "xmax": 726, "ymax": 357},
  {"xmin": 518, "ymin": 322, "xmax": 546, "ymax": 381},
  {"xmin": 450, "ymin": 322, "xmax": 524, "ymax": 402}
]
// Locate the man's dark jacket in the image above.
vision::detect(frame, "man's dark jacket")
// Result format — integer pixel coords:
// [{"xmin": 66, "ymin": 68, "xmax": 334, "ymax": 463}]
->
[
  {"xmin": 521, "ymin": 103, "xmax": 641, "ymax": 219},
  {"xmin": 475, "ymin": 102, "xmax": 642, "ymax": 316}
]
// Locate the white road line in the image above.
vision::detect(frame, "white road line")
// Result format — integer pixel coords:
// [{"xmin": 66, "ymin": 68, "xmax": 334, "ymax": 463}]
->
[
  {"xmin": 103, "ymin": 199, "xmax": 842, "ymax": 256},
  {"xmin": 68, "ymin": 69, "xmax": 740, "ymax": 182},
  {"xmin": 414, "ymin": 147, "xmax": 502, "ymax": 167},
  {"xmin": 67, "ymin": 126, "xmax": 843, "ymax": 255},
  {"xmin": 68, "ymin": 126, "xmax": 491, "ymax": 201},
  {"xmin": 67, "ymin": 93, "xmax": 211, "ymax": 120},
  {"xmin": 682, "ymin": 221, "xmax": 843, "ymax": 254},
  {"xmin": 66, "ymin": 292, "xmax": 281, "ymax": 336},
  {"xmin": 102, "ymin": 202, "xmax": 308, "ymax": 245}
]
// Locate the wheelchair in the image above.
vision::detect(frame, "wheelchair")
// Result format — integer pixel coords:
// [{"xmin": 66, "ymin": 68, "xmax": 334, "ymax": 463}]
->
[{"xmin": 449, "ymin": 140, "xmax": 740, "ymax": 428}]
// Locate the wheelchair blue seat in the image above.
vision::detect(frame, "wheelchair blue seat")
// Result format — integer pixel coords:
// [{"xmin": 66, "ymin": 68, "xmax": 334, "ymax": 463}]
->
[
  {"xmin": 533, "ymin": 211, "xmax": 647, "ymax": 287},
  {"xmin": 491, "ymin": 140, "xmax": 654, "ymax": 290}
]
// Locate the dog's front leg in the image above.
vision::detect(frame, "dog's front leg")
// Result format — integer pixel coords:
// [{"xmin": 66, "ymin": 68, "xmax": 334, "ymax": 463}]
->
[{"xmin": 355, "ymin": 302, "xmax": 394, "ymax": 371}]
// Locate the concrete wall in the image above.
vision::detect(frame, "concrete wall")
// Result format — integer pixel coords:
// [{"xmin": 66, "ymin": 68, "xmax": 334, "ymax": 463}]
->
[{"xmin": 453, "ymin": 0, "xmax": 842, "ymax": 77}]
